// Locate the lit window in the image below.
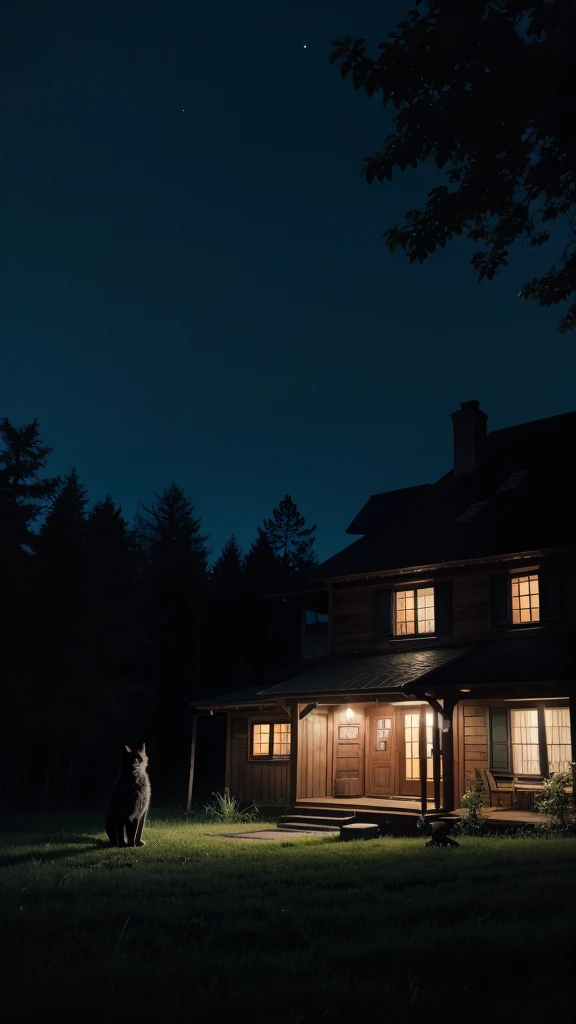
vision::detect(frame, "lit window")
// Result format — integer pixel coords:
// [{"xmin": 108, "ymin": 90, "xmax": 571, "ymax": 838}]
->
[
  {"xmin": 511, "ymin": 708, "xmax": 540, "ymax": 775},
  {"xmin": 510, "ymin": 574, "xmax": 540, "ymax": 624},
  {"xmin": 251, "ymin": 722, "xmax": 291, "ymax": 758},
  {"xmin": 394, "ymin": 587, "xmax": 435, "ymax": 635},
  {"xmin": 273, "ymin": 722, "xmax": 291, "ymax": 757},
  {"xmin": 545, "ymin": 707, "xmax": 571, "ymax": 774},
  {"xmin": 252, "ymin": 723, "xmax": 270, "ymax": 756},
  {"xmin": 493, "ymin": 705, "xmax": 571, "ymax": 777}
]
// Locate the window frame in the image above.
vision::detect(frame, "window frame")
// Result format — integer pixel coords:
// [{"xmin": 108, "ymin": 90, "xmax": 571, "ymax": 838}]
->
[
  {"xmin": 393, "ymin": 584, "xmax": 436, "ymax": 638},
  {"xmin": 489, "ymin": 701, "xmax": 570, "ymax": 779},
  {"xmin": 509, "ymin": 572, "xmax": 541, "ymax": 627},
  {"xmin": 249, "ymin": 718, "xmax": 291, "ymax": 761}
]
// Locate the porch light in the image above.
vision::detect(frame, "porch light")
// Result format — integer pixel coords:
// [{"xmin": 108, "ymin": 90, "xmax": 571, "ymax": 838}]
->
[
  {"xmin": 345, "ymin": 707, "xmax": 355, "ymax": 722},
  {"xmin": 460, "ymin": 688, "xmax": 471, "ymax": 692}
]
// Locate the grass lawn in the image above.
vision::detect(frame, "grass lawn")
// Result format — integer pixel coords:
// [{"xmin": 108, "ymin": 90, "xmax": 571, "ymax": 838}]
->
[{"xmin": 1, "ymin": 811, "xmax": 575, "ymax": 1023}]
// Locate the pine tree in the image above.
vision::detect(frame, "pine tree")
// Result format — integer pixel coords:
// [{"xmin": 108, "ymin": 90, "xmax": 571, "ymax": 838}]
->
[
  {"xmin": 37, "ymin": 467, "xmax": 88, "ymax": 559},
  {"xmin": 85, "ymin": 494, "xmax": 135, "ymax": 583},
  {"xmin": 135, "ymin": 484, "xmax": 210, "ymax": 800},
  {"xmin": 263, "ymin": 494, "xmax": 317, "ymax": 574},
  {"xmin": 211, "ymin": 535, "xmax": 245, "ymax": 593},
  {"xmin": 136, "ymin": 483, "xmax": 209, "ymax": 579},
  {"xmin": 0, "ymin": 416, "xmax": 60, "ymax": 557},
  {"xmin": 0, "ymin": 417, "xmax": 59, "ymax": 803}
]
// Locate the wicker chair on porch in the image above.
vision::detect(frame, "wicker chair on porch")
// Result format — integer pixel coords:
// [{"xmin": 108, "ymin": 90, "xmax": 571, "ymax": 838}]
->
[{"xmin": 475, "ymin": 769, "xmax": 514, "ymax": 810}]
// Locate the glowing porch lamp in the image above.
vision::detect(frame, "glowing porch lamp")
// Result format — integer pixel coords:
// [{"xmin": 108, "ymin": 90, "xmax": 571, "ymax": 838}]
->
[{"xmin": 345, "ymin": 707, "xmax": 355, "ymax": 722}]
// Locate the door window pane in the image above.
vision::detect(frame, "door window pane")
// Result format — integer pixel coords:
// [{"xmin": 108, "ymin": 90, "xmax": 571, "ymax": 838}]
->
[{"xmin": 405, "ymin": 713, "xmax": 420, "ymax": 779}]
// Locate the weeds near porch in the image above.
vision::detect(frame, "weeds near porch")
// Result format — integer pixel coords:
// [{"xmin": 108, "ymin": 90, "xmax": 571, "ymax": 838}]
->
[{"xmin": 200, "ymin": 787, "xmax": 259, "ymax": 824}]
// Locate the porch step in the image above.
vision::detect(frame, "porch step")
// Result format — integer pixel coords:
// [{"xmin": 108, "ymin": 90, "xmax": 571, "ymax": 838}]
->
[
  {"xmin": 278, "ymin": 822, "xmax": 341, "ymax": 832},
  {"xmin": 277, "ymin": 811, "xmax": 356, "ymax": 832}
]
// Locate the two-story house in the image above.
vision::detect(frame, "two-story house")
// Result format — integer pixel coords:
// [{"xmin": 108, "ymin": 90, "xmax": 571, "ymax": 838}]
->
[{"xmin": 191, "ymin": 401, "xmax": 576, "ymax": 829}]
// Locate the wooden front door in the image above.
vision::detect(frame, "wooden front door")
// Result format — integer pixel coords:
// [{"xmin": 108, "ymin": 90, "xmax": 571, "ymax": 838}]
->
[
  {"xmin": 398, "ymin": 707, "xmax": 434, "ymax": 799},
  {"xmin": 366, "ymin": 705, "xmax": 394, "ymax": 797},
  {"xmin": 333, "ymin": 707, "xmax": 364, "ymax": 797}
]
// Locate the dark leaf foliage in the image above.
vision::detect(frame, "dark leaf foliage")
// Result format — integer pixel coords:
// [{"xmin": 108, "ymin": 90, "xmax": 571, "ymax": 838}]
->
[{"xmin": 331, "ymin": 1, "xmax": 576, "ymax": 330}]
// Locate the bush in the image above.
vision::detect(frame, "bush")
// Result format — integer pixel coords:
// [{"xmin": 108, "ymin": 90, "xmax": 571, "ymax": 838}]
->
[
  {"xmin": 200, "ymin": 788, "xmax": 259, "ymax": 824},
  {"xmin": 535, "ymin": 767, "xmax": 575, "ymax": 836},
  {"xmin": 452, "ymin": 780, "xmax": 487, "ymax": 836}
]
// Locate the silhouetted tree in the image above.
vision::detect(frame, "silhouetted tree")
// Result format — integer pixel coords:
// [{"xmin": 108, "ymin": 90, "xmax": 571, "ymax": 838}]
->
[
  {"xmin": 210, "ymin": 535, "xmax": 245, "ymax": 593},
  {"xmin": 0, "ymin": 417, "xmax": 60, "ymax": 802},
  {"xmin": 37, "ymin": 467, "xmax": 88, "ymax": 561},
  {"xmin": 0, "ymin": 416, "xmax": 60, "ymax": 558},
  {"xmin": 331, "ymin": 1, "xmax": 576, "ymax": 331},
  {"xmin": 263, "ymin": 494, "xmax": 317, "ymax": 574},
  {"xmin": 136, "ymin": 484, "xmax": 210, "ymax": 799}
]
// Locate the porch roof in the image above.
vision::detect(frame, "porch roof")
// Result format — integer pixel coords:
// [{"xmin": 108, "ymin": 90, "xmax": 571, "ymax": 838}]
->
[
  {"xmin": 411, "ymin": 631, "xmax": 574, "ymax": 692},
  {"xmin": 192, "ymin": 647, "xmax": 465, "ymax": 708}
]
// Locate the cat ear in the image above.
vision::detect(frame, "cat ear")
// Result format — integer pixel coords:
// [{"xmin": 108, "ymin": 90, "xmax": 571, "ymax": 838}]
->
[
  {"xmin": 139, "ymin": 743, "xmax": 146, "ymax": 754},
  {"xmin": 125, "ymin": 745, "xmax": 131, "ymax": 752}
]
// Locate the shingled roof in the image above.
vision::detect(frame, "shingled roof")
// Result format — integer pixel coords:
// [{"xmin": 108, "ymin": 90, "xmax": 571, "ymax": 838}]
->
[
  {"xmin": 411, "ymin": 631, "xmax": 575, "ymax": 690},
  {"xmin": 312, "ymin": 408, "xmax": 576, "ymax": 580},
  {"xmin": 192, "ymin": 647, "xmax": 466, "ymax": 707}
]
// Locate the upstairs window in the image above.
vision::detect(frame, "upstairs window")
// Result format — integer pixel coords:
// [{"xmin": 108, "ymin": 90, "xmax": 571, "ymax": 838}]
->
[
  {"xmin": 394, "ymin": 587, "xmax": 435, "ymax": 636},
  {"xmin": 251, "ymin": 722, "xmax": 291, "ymax": 759},
  {"xmin": 490, "ymin": 569, "xmax": 558, "ymax": 628},
  {"xmin": 510, "ymin": 574, "xmax": 540, "ymax": 625},
  {"xmin": 377, "ymin": 583, "xmax": 452, "ymax": 638}
]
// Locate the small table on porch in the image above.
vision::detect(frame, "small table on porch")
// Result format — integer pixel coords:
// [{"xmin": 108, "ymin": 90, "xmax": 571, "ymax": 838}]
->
[{"xmin": 513, "ymin": 784, "xmax": 544, "ymax": 811}]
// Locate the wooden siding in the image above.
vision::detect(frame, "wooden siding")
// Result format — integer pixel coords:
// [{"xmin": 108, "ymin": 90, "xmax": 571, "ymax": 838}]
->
[
  {"xmin": 331, "ymin": 585, "xmax": 375, "ymax": 650},
  {"xmin": 226, "ymin": 715, "xmax": 290, "ymax": 806},
  {"xmin": 330, "ymin": 563, "xmax": 554, "ymax": 650},
  {"xmin": 297, "ymin": 710, "xmax": 330, "ymax": 799},
  {"xmin": 452, "ymin": 574, "xmax": 489, "ymax": 636},
  {"xmin": 462, "ymin": 703, "xmax": 489, "ymax": 789}
]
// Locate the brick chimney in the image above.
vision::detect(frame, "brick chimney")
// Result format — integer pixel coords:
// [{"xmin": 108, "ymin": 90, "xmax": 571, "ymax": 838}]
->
[{"xmin": 450, "ymin": 400, "xmax": 488, "ymax": 476}]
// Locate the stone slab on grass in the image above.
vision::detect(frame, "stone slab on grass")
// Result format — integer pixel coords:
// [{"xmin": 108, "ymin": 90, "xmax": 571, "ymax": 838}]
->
[{"xmin": 216, "ymin": 829, "xmax": 328, "ymax": 841}]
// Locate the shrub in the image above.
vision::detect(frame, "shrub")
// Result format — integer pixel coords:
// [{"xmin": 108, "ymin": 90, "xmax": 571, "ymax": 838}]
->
[
  {"xmin": 452, "ymin": 779, "xmax": 487, "ymax": 836},
  {"xmin": 200, "ymin": 788, "xmax": 259, "ymax": 824},
  {"xmin": 535, "ymin": 767, "xmax": 575, "ymax": 836}
]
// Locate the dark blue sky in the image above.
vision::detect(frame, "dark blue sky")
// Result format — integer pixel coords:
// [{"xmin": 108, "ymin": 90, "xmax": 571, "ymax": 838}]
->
[{"xmin": 2, "ymin": 0, "xmax": 574, "ymax": 564}]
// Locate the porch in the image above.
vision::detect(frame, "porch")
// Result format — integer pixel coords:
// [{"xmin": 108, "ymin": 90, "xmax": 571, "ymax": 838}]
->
[{"xmin": 294, "ymin": 794, "xmax": 548, "ymax": 831}]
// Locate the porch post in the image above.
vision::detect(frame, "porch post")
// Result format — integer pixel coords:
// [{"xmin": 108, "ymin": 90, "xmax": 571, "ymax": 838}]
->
[
  {"xmin": 288, "ymin": 699, "xmax": 299, "ymax": 809},
  {"xmin": 186, "ymin": 714, "xmax": 198, "ymax": 813},
  {"xmin": 565, "ymin": 688, "xmax": 569, "ymax": 806},
  {"xmin": 441, "ymin": 698, "xmax": 456, "ymax": 812},
  {"xmin": 419, "ymin": 706, "xmax": 428, "ymax": 816},
  {"xmin": 432, "ymin": 709, "xmax": 441, "ymax": 812}
]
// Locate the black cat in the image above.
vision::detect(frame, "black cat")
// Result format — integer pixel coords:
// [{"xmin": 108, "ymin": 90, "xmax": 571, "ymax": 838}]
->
[
  {"xmin": 417, "ymin": 816, "xmax": 460, "ymax": 848},
  {"xmin": 106, "ymin": 744, "xmax": 151, "ymax": 848}
]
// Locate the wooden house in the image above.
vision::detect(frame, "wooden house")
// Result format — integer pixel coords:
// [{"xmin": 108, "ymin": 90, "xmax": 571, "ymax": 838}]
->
[{"xmin": 192, "ymin": 402, "xmax": 576, "ymax": 828}]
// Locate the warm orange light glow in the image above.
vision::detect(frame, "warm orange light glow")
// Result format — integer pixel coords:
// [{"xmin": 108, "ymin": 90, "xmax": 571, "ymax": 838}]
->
[
  {"xmin": 345, "ymin": 707, "xmax": 355, "ymax": 722},
  {"xmin": 511, "ymin": 574, "xmax": 540, "ymax": 624}
]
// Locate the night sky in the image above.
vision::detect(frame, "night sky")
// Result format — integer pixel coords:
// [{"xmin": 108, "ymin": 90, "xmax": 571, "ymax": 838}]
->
[{"xmin": 2, "ymin": 0, "xmax": 575, "ymax": 564}]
